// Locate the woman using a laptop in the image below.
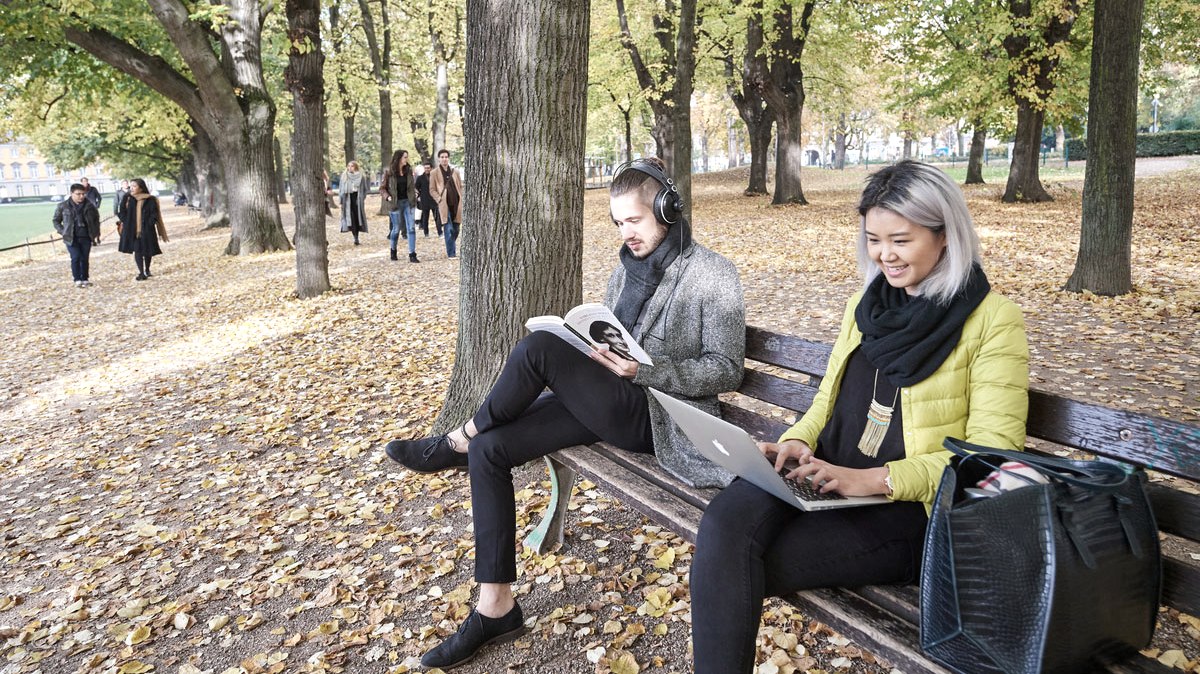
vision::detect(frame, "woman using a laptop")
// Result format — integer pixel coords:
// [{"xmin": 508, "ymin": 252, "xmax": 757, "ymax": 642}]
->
[{"xmin": 689, "ymin": 160, "xmax": 1030, "ymax": 673}]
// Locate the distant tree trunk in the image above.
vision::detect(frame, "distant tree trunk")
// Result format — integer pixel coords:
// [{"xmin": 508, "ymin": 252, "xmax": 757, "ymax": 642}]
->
[
  {"xmin": 672, "ymin": 0, "xmax": 696, "ymax": 220},
  {"xmin": 285, "ymin": 0, "xmax": 331, "ymax": 298},
  {"xmin": 1055, "ymin": 124, "xmax": 1065, "ymax": 152},
  {"xmin": 357, "ymin": 0, "xmax": 393, "ymax": 214},
  {"xmin": 833, "ymin": 131, "xmax": 846, "ymax": 169},
  {"xmin": 621, "ymin": 107, "xmax": 632, "ymax": 164},
  {"xmin": 274, "ymin": 136, "xmax": 288, "ymax": 203},
  {"xmin": 1066, "ymin": 0, "xmax": 1144, "ymax": 296},
  {"xmin": 329, "ymin": 3, "xmax": 357, "ymax": 164},
  {"xmin": 902, "ymin": 133, "xmax": 913, "ymax": 159},
  {"xmin": 727, "ymin": 115, "xmax": 737, "ymax": 169},
  {"xmin": 1001, "ymin": 0, "xmax": 1079, "ymax": 203},
  {"xmin": 752, "ymin": 1, "xmax": 815, "ymax": 205},
  {"xmin": 966, "ymin": 124, "xmax": 987, "ymax": 184},
  {"xmin": 725, "ymin": 2, "xmax": 772, "ymax": 196},
  {"xmin": 435, "ymin": 0, "xmax": 589, "ymax": 431},
  {"xmin": 410, "ymin": 117, "xmax": 431, "ymax": 164},
  {"xmin": 615, "ymin": 0, "xmax": 677, "ymax": 176},
  {"xmin": 342, "ymin": 113, "xmax": 356, "ymax": 163},
  {"xmin": 190, "ymin": 123, "xmax": 228, "ymax": 224},
  {"xmin": 432, "ymin": 61, "xmax": 449, "ymax": 156}
]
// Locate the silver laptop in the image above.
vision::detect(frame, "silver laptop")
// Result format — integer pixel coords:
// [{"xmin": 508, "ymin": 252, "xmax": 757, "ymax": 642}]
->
[{"xmin": 648, "ymin": 388, "xmax": 890, "ymax": 511}]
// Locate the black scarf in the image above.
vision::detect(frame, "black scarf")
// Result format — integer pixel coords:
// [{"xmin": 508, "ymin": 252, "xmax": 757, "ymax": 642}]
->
[
  {"xmin": 854, "ymin": 263, "xmax": 990, "ymax": 387},
  {"xmin": 613, "ymin": 218, "xmax": 693, "ymax": 333}
]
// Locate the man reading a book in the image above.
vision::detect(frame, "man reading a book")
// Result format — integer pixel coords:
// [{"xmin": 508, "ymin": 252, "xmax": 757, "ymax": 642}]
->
[{"xmin": 384, "ymin": 157, "xmax": 746, "ymax": 670}]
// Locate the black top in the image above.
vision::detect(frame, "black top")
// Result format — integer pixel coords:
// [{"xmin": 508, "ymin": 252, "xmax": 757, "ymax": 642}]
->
[{"xmin": 816, "ymin": 347, "xmax": 905, "ymax": 468}]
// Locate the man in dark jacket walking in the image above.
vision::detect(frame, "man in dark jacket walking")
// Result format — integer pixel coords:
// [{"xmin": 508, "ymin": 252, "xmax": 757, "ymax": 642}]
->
[
  {"xmin": 415, "ymin": 161, "xmax": 437, "ymax": 237},
  {"xmin": 80, "ymin": 177, "xmax": 102, "ymax": 210},
  {"xmin": 53, "ymin": 183, "xmax": 102, "ymax": 287}
]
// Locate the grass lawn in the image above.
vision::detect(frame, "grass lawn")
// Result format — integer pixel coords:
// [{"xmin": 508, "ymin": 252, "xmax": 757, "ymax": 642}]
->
[{"xmin": 0, "ymin": 202, "xmax": 59, "ymax": 248}]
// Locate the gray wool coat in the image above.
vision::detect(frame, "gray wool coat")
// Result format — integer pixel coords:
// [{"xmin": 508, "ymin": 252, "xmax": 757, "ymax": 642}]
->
[{"xmin": 604, "ymin": 242, "xmax": 746, "ymax": 488}]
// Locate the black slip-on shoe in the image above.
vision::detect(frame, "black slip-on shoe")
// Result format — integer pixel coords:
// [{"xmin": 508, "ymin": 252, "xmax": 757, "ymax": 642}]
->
[
  {"xmin": 420, "ymin": 604, "xmax": 525, "ymax": 670},
  {"xmin": 384, "ymin": 435, "xmax": 468, "ymax": 473}
]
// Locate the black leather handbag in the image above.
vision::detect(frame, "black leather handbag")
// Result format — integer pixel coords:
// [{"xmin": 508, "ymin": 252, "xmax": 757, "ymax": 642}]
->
[{"xmin": 920, "ymin": 438, "xmax": 1161, "ymax": 674}]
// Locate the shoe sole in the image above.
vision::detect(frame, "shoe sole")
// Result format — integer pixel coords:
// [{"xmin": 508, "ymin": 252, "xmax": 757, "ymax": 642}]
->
[
  {"xmin": 384, "ymin": 442, "xmax": 467, "ymax": 474},
  {"xmin": 424, "ymin": 625, "xmax": 528, "ymax": 671}
]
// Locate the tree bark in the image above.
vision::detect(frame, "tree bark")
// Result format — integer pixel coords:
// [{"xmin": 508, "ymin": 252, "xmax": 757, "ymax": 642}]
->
[
  {"xmin": 1001, "ymin": 0, "xmax": 1080, "ymax": 203},
  {"xmin": 411, "ymin": 117, "xmax": 431, "ymax": 164},
  {"xmin": 435, "ymin": 0, "xmax": 590, "ymax": 432},
  {"xmin": 285, "ymin": 0, "xmax": 331, "ymax": 299},
  {"xmin": 329, "ymin": 3, "xmax": 357, "ymax": 164},
  {"xmin": 1066, "ymin": 0, "xmax": 1144, "ymax": 296},
  {"xmin": 750, "ymin": 1, "xmax": 815, "ymax": 205},
  {"xmin": 63, "ymin": 0, "xmax": 290, "ymax": 255},
  {"xmin": 672, "ymin": 0, "xmax": 696, "ymax": 220},
  {"xmin": 966, "ymin": 124, "xmax": 987, "ymax": 184}
]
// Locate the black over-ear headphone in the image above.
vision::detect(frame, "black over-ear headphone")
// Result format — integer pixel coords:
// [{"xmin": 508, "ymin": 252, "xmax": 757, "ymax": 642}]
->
[{"xmin": 619, "ymin": 159, "xmax": 684, "ymax": 226}]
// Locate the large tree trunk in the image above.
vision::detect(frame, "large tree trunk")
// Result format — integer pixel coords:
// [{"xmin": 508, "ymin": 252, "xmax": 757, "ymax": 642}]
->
[
  {"xmin": 285, "ymin": 0, "xmax": 331, "ymax": 299},
  {"xmin": 1066, "ymin": 0, "xmax": 1144, "ymax": 296},
  {"xmin": 1002, "ymin": 99, "xmax": 1052, "ymax": 202},
  {"xmin": 435, "ymin": 0, "xmax": 589, "ymax": 431},
  {"xmin": 672, "ymin": 0, "xmax": 696, "ymax": 220},
  {"xmin": 746, "ymin": 118, "xmax": 772, "ymax": 194},
  {"xmin": 64, "ymin": 0, "xmax": 290, "ymax": 255},
  {"xmin": 966, "ymin": 124, "xmax": 987, "ymax": 184},
  {"xmin": 752, "ymin": 1, "xmax": 815, "ymax": 205}
]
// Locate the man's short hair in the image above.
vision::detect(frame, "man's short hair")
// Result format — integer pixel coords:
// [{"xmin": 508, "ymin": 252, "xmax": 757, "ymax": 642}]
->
[
  {"xmin": 438, "ymin": 149, "xmax": 450, "ymax": 158},
  {"xmin": 70, "ymin": 183, "xmax": 85, "ymax": 193}
]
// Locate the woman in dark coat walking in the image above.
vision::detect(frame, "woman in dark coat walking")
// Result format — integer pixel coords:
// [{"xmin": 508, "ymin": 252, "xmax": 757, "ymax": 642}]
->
[{"xmin": 118, "ymin": 178, "xmax": 168, "ymax": 280}]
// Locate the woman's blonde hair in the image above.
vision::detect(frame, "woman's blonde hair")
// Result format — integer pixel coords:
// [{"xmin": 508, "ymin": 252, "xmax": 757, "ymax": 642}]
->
[{"xmin": 855, "ymin": 160, "xmax": 981, "ymax": 304}]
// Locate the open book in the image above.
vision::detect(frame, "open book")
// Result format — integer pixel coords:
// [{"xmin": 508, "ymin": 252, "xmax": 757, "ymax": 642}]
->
[{"xmin": 525, "ymin": 303, "xmax": 653, "ymax": 365}]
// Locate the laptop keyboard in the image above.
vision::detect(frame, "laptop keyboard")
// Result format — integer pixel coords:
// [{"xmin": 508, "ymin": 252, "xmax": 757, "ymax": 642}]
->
[{"xmin": 778, "ymin": 469, "xmax": 847, "ymax": 501}]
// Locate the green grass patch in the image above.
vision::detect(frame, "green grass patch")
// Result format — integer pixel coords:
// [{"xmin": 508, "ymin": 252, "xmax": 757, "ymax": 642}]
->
[{"xmin": 0, "ymin": 202, "xmax": 64, "ymax": 249}]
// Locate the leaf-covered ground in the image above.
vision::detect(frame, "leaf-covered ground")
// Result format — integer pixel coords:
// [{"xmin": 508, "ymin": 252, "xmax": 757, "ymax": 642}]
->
[{"xmin": 1, "ymin": 161, "xmax": 1197, "ymax": 674}]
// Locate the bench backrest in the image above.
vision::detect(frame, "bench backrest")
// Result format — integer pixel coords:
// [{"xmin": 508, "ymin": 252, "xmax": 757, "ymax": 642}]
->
[{"xmin": 724, "ymin": 326, "xmax": 1200, "ymax": 615}]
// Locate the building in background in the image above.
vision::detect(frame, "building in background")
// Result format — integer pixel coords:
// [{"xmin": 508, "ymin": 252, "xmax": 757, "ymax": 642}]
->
[{"xmin": 0, "ymin": 140, "xmax": 161, "ymax": 202}]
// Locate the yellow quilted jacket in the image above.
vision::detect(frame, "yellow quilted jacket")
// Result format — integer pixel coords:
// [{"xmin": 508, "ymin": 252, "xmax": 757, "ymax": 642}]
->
[{"xmin": 779, "ymin": 291, "xmax": 1029, "ymax": 509}]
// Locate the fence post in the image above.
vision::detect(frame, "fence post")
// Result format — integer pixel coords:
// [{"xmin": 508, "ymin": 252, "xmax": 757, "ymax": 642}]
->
[{"xmin": 25, "ymin": 238, "xmax": 31, "ymax": 262}]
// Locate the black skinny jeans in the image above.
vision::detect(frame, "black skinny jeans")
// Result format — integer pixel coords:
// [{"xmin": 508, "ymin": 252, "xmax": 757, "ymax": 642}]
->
[
  {"xmin": 690, "ymin": 478, "xmax": 928, "ymax": 674},
  {"xmin": 468, "ymin": 331, "xmax": 655, "ymax": 583}
]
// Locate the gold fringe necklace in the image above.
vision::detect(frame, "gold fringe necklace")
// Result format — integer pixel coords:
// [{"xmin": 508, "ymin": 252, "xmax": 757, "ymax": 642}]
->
[{"xmin": 858, "ymin": 370, "xmax": 900, "ymax": 458}]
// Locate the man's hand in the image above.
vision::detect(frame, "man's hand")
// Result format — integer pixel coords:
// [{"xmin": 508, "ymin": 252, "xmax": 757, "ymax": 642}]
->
[{"xmin": 590, "ymin": 344, "xmax": 639, "ymax": 379}]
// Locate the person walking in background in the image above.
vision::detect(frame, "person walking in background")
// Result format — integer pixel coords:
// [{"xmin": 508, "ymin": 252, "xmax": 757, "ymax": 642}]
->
[
  {"xmin": 430, "ymin": 149, "xmax": 463, "ymax": 258},
  {"xmin": 80, "ymin": 177, "xmax": 102, "ymax": 210},
  {"xmin": 415, "ymin": 160, "xmax": 437, "ymax": 237},
  {"xmin": 339, "ymin": 160, "xmax": 369, "ymax": 245},
  {"xmin": 381, "ymin": 150, "xmax": 419, "ymax": 263},
  {"xmin": 114, "ymin": 179, "xmax": 130, "ymax": 220},
  {"xmin": 117, "ymin": 178, "xmax": 168, "ymax": 281},
  {"xmin": 52, "ymin": 182, "xmax": 101, "ymax": 287}
]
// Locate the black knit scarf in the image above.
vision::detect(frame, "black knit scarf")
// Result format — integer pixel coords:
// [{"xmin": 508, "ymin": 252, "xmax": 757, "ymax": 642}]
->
[
  {"xmin": 854, "ymin": 263, "xmax": 991, "ymax": 387},
  {"xmin": 613, "ymin": 218, "xmax": 693, "ymax": 333}
]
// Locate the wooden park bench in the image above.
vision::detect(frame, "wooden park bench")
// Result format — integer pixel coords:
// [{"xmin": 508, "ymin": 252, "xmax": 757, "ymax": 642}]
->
[{"xmin": 524, "ymin": 325, "xmax": 1200, "ymax": 673}]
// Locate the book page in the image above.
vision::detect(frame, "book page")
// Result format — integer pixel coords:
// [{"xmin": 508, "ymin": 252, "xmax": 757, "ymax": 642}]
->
[
  {"xmin": 562, "ymin": 303, "xmax": 653, "ymax": 365},
  {"xmin": 525, "ymin": 315, "xmax": 594, "ymax": 356}
]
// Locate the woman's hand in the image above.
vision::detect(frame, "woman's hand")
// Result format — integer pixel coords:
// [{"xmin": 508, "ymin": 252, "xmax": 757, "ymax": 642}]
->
[
  {"xmin": 758, "ymin": 439, "xmax": 813, "ymax": 473},
  {"xmin": 789, "ymin": 460, "xmax": 890, "ymax": 497},
  {"xmin": 590, "ymin": 344, "xmax": 639, "ymax": 379}
]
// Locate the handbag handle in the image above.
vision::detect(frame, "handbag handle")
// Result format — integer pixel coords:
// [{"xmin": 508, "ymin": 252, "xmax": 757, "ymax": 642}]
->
[{"xmin": 942, "ymin": 437, "xmax": 1132, "ymax": 492}]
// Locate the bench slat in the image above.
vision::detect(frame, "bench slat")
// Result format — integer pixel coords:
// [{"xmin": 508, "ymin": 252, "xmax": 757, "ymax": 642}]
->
[
  {"xmin": 1026, "ymin": 391, "xmax": 1200, "ymax": 481},
  {"xmin": 789, "ymin": 588, "xmax": 951, "ymax": 674},
  {"xmin": 588, "ymin": 443, "xmax": 719, "ymax": 511},
  {"xmin": 746, "ymin": 325, "xmax": 831, "ymax": 377},
  {"xmin": 1163, "ymin": 554, "xmax": 1200, "ymax": 617},
  {"xmin": 737, "ymin": 369, "xmax": 819, "ymax": 414},
  {"xmin": 1145, "ymin": 483, "xmax": 1200, "ymax": 541}
]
